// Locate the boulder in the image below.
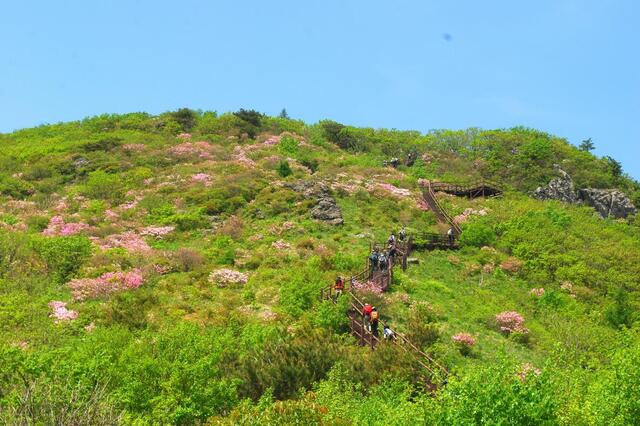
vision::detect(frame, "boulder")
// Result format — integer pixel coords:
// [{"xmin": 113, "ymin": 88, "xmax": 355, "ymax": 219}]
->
[
  {"xmin": 577, "ymin": 188, "xmax": 637, "ymax": 219},
  {"xmin": 533, "ymin": 168, "xmax": 637, "ymax": 219},
  {"xmin": 533, "ymin": 169, "xmax": 578, "ymax": 203},
  {"xmin": 286, "ymin": 180, "xmax": 344, "ymax": 225}
]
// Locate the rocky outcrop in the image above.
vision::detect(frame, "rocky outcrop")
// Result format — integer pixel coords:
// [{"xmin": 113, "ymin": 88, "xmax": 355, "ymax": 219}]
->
[
  {"xmin": 286, "ymin": 181, "xmax": 344, "ymax": 225},
  {"xmin": 577, "ymin": 189, "xmax": 637, "ymax": 219},
  {"xmin": 533, "ymin": 169, "xmax": 578, "ymax": 203},
  {"xmin": 533, "ymin": 168, "xmax": 637, "ymax": 218}
]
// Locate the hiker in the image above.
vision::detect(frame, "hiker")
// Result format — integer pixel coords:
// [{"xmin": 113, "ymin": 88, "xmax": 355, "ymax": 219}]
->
[
  {"xmin": 390, "ymin": 157, "xmax": 399, "ymax": 168},
  {"xmin": 370, "ymin": 307, "xmax": 380, "ymax": 337},
  {"xmin": 387, "ymin": 233, "xmax": 396, "ymax": 246},
  {"xmin": 399, "ymin": 226, "xmax": 406, "ymax": 242},
  {"xmin": 447, "ymin": 227, "xmax": 455, "ymax": 245},
  {"xmin": 378, "ymin": 252, "xmax": 387, "ymax": 271},
  {"xmin": 388, "ymin": 241, "xmax": 397, "ymax": 260},
  {"xmin": 369, "ymin": 249, "xmax": 379, "ymax": 273},
  {"xmin": 334, "ymin": 276, "xmax": 344, "ymax": 299},
  {"xmin": 383, "ymin": 325, "xmax": 396, "ymax": 341},
  {"xmin": 362, "ymin": 303, "xmax": 373, "ymax": 332}
]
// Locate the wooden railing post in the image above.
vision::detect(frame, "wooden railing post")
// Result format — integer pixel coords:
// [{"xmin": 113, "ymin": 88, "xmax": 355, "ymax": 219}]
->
[{"xmin": 360, "ymin": 318, "xmax": 365, "ymax": 346}]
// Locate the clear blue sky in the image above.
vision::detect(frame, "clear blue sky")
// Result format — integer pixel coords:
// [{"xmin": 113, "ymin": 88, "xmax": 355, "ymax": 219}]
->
[{"xmin": 1, "ymin": 0, "xmax": 638, "ymax": 178}]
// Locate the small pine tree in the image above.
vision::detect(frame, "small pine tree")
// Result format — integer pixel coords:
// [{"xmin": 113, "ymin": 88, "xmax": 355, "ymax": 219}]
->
[
  {"xmin": 277, "ymin": 160, "xmax": 293, "ymax": 177},
  {"xmin": 579, "ymin": 138, "xmax": 595, "ymax": 151},
  {"xmin": 278, "ymin": 108, "xmax": 290, "ymax": 119}
]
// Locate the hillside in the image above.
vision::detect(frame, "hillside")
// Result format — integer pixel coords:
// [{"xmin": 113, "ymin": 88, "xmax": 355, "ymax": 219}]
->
[{"xmin": 1, "ymin": 109, "xmax": 639, "ymax": 425}]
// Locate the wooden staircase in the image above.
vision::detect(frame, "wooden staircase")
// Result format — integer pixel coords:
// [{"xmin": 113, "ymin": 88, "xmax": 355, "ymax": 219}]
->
[
  {"xmin": 420, "ymin": 180, "xmax": 503, "ymax": 248},
  {"xmin": 319, "ymin": 280, "xmax": 448, "ymax": 378}
]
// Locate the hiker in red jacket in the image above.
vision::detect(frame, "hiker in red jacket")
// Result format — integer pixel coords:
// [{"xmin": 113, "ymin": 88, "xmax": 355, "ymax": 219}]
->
[
  {"xmin": 362, "ymin": 303, "xmax": 373, "ymax": 331},
  {"xmin": 334, "ymin": 276, "xmax": 344, "ymax": 300}
]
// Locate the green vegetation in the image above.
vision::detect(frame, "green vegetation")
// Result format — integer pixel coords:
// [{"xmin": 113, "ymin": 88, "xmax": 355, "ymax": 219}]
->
[{"xmin": 0, "ymin": 109, "xmax": 638, "ymax": 424}]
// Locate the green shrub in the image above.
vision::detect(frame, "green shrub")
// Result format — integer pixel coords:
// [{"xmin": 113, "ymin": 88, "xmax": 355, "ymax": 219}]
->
[
  {"xmin": 82, "ymin": 170, "xmax": 125, "ymax": 202},
  {"xmin": 170, "ymin": 108, "xmax": 198, "ymax": 132},
  {"xmin": 278, "ymin": 136, "xmax": 299, "ymax": 156},
  {"xmin": 459, "ymin": 222, "xmax": 496, "ymax": 248},
  {"xmin": 32, "ymin": 235, "xmax": 92, "ymax": 284},
  {"xmin": 276, "ymin": 160, "xmax": 293, "ymax": 177}
]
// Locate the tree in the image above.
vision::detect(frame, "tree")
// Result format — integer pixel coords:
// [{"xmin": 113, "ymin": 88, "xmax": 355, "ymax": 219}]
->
[
  {"xmin": 233, "ymin": 109, "xmax": 263, "ymax": 138},
  {"xmin": 579, "ymin": 138, "xmax": 595, "ymax": 151},
  {"xmin": 278, "ymin": 108, "xmax": 290, "ymax": 119},
  {"xmin": 170, "ymin": 108, "xmax": 197, "ymax": 132},
  {"xmin": 604, "ymin": 156, "xmax": 623, "ymax": 178}
]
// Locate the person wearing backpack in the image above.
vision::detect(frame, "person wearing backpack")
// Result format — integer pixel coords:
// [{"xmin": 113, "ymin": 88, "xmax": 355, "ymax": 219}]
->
[
  {"xmin": 369, "ymin": 249, "xmax": 379, "ymax": 274},
  {"xmin": 399, "ymin": 226, "xmax": 406, "ymax": 242},
  {"xmin": 378, "ymin": 252, "xmax": 387, "ymax": 271},
  {"xmin": 383, "ymin": 325, "xmax": 396, "ymax": 341},
  {"xmin": 362, "ymin": 303, "xmax": 373, "ymax": 332},
  {"xmin": 334, "ymin": 276, "xmax": 344, "ymax": 299},
  {"xmin": 370, "ymin": 307, "xmax": 380, "ymax": 337},
  {"xmin": 447, "ymin": 227, "xmax": 455, "ymax": 245}
]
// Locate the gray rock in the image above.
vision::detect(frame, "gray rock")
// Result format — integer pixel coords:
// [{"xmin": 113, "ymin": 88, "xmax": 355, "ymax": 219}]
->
[
  {"xmin": 286, "ymin": 180, "xmax": 344, "ymax": 225},
  {"xmin": 533, "ymin": 169, "xmax": 578, "ymax": 203},
  {"xmin": 533, "ymin": 168, "xmax": 637, "ymax": 219},
  {"xmin": 577, "ymin": 188, "xmax": 637, "ymax": 219}
]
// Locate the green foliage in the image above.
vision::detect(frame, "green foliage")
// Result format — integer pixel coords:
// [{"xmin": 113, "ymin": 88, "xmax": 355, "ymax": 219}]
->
[
  {"xmin": 276, "ymin": 160, "xmax": 293, "ymax": 177},
  {"xmin": 170, "ymin": 107, "xmax": 198, "ymax": 132},
  {"xmin": 32, "ymin": 235, "xmax": 92, "ymax": 284},
  {"xmin": 278, "ymin": 136, "xmax": 299, "ymax": 156},
  {"xmin": 579, "ymin": 138, "xmax": 595, "ymax": 152},
  {"xmin": 426, "ymin": 361, "xmax": 558, "ymax": 424},
  {"xmin": 82, "ymin": 170, "xmax": 125, "ymax": 202},
  {"xmin": 459, "ymin": 222, "xmax": 496, "ymax": 248},
  {"xmin": 605, "ymin": 287, "xmax": 636, "ymax": 329}
]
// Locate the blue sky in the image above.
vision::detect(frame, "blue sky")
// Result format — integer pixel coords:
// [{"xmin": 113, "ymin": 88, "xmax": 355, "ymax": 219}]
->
[{"xmin": 1, "ymin": 0, "xmax": 638, "ymax": 178}]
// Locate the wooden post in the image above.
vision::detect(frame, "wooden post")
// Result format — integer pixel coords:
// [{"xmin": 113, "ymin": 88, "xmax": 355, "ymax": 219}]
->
[{"xmin": 360, "ymin": 318, "xmax": 365, "ymax": 346}]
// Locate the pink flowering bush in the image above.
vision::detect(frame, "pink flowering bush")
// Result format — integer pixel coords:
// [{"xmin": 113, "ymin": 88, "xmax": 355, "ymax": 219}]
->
[
  {"xmin": 495, "ymin": 311, "xmax": 529, "ymax": 334},
  {"xmin": 68, "ymin": 269, "xmax": 144, "ymax": 301},
  {"xmin": 376, "ymin": 183, "xmax": 412, "ymax": 198},
  {"xmin": 208, "ymin": 269, "xmax": 248, "ymax": 287},
  {"xmin": 122, "ymin": 143, "xmax": 145, "ymax": 152},
  {"xmin": 42, "ymin": 216, "xmax": 91, "ymax": 236},
  {"xmin": 140, "ymin": 226, "xmax": 175, "ymax": 239},
  {"xmin": 191, "ymin": 173, "xmax": 212, "ymax": 186},
  {"xmin": 351, "ymin": 279, "xmax": 384, "ymax": 295},
  {"xmin": 262, "ymin": 135, "xmax": 281, "ymax": 146},
  {"xmin": 452, "ymin": 332, "xmax": 476, "ymax": 355},
  {"xmin": 530, "ymin": 287, "xmax": 545, "ymax": 297},
  {"xmin": 49, "ymin": 301, "xmax": 78, "ymax": 322},
  {"xmin": 518, "ymin": 363, "xmax": 542, "ymax": 381},
  {"xmin": 271, "ymin": 239, "xmax": 291, "ymax": 250},
  {"xmin": 104, "ymin": 209, "xmax": 119, "ymax": 221},
  {"xmin": 170, "ymin": 141, "xmax": 212, "ymax": 159},
  {"xmin": 177, "ymin": 133, "xmax": 192, "ymax": 139},
  {"xmin": 93, "ymin": 232, "xmax": 151, "ymax": 253}
]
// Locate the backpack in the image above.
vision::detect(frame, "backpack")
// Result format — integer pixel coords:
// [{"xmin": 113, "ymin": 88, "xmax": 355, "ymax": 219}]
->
[
  {"xmin": 370, "ymin": 252, "xmax": 378, "ymax": 262},
  {"xmin": 371, "ymin": 311, "xmax": 379, "ymax": 321}
]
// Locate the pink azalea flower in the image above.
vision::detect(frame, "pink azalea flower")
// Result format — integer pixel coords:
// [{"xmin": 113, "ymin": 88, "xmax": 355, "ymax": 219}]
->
[
  {"xmin": 94, "ymin": 232, "xmax": 151, "ymax": 253},
  {"xmin": 496, "ymin": 311, "xmax": 529, "ymax": 334},
  {"xmin": 208, "ymin": 269, "xmax": 248, "ymax": 287},
  {"xmin": 49, "ymin": 301, "xmax": 78, "ymax": 322},
  {"xmin": 42, "ymin": 216, "xmax": 90, "ymax": 236},
  {"xmin": 191, "ymin": 173, "xmax": 212, "ymax": 186},
  {"xmin": 376, "ymin": 183, "xmax": 412, "ymax": 198},
  {"xmin": 452, "ymin": 332, "xmax": 476, "ymax": 346},
  {"xmin": 271, "ymin": 239, "xmax": 291, "ymax": 250},
  {"xmin": 122, "ymin": 143, "xmax": 145, "ymax": 152},
  {"xmin": 68, "ymin": 269, "xmax": 145, "ymax": 301},
  {"xmin": 140, "ymin": 226, "xmax": 175, "ymax": 238},
  {"xmin": 530, "ymin": 288, "xmax": 545, "ymax": 297}
]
